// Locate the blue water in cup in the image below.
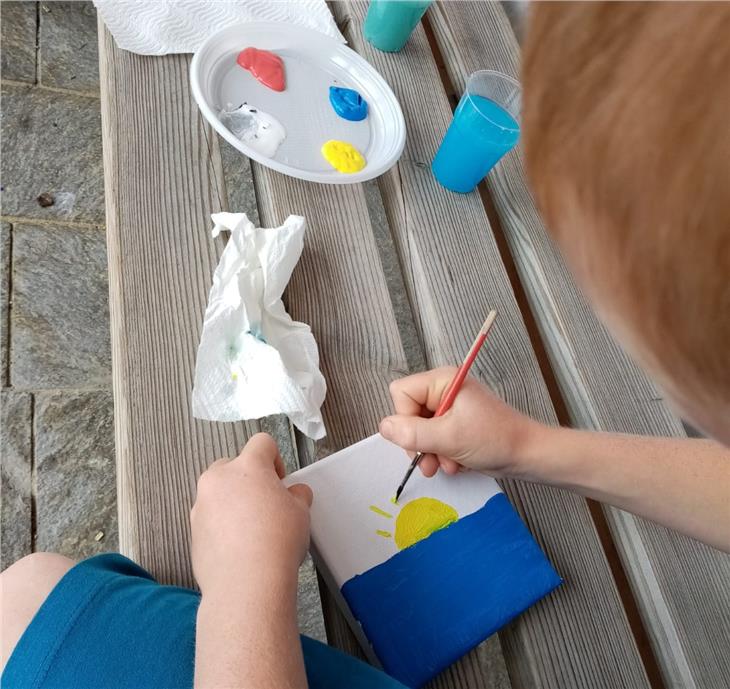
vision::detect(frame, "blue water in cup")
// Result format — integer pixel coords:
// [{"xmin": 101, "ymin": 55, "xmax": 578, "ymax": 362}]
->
[
  {"xmin": 432, "ymin": 91, "xmax": 520, "ymax": 193},
  {"xmin": 363, "ymin": 0, "xmax": 433, "ymax": 52}
]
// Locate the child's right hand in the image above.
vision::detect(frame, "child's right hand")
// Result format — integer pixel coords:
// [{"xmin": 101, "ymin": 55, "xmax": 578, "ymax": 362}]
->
[{"xmin": 379, "ymin": 367, "xmax": 543, "ymax": 479}]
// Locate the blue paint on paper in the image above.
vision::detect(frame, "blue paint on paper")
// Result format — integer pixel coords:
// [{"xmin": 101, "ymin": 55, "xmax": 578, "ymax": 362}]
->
[
  {"xmin": 329, "ymin": 86, "xmax": 368, "ymax": 121},
  {"xmin": 341, "ymin": 493, "xmax": 562, "ymax": 688}
]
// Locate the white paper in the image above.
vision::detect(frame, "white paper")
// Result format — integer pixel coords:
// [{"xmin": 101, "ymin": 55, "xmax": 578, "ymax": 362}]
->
[
  {"xmin": 93, "ymin": 0, "xmax": 345, "ymax": 55},
  {"xmin": 283, "ymin": 434, "xmax": 502, "ymax": 586},
  {"xmin": 192, "ymin": 212, "xmax": 326, "ymax": 440}
]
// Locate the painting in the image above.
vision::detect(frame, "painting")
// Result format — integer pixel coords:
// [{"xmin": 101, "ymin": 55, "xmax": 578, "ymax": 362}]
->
[{"xmin": 284, "ymin": 434, "xmax": 561, "ymax": 688}]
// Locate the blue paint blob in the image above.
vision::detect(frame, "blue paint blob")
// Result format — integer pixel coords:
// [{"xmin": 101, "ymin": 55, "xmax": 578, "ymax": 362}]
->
[
  {"xmin": 341, "ymin": 493, "xmax": 562, "ymax": 688},
  {"xmin": 329, "ymin": 86, "xmax": 368, "ymax": 121}
]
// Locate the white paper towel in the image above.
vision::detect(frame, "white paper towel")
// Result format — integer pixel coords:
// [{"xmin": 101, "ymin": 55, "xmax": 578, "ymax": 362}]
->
[
  {"xmin": 94, "ymin": 0, "xmax": 345, "ymax": 55},
  {"xmin": 192, "ymin": 212, "xmax": 326, "ymax": 440}
]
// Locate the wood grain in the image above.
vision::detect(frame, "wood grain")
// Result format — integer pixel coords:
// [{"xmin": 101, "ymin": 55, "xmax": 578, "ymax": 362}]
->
[
  {"xmin": 249, "ymin": 166, "xmax": 418, "ymax": 659},
  {"xmin": 335, "ymin": 3, "xmax": 653, "ymax": 687},
  {"xmin": 98, "ymin": 23, "xmax": 263, "ymax": 587},
  {"xmin": 427, "ymin": 3, "xmax": 730, "ymax": 687}
]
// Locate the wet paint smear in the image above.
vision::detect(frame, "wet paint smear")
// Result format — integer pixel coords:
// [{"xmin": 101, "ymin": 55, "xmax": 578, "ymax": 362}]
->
[
  {"xmin": 321, "ymin": 140, "xmax": 366, "ymax": 173},
  {"xmin": 369, "ymin": 505, "xmax": 393, "ymax": 518},
  {"xmin": 237, "ymin": 47, "xmax": 286, "ymax": 92},
  {"xmin": 394, "ymin": 497, "xmax": 458, "ymax": 550},
  {"xmin": 219, "ymin": 103, "xmax": 286, "ymax": 158},
  {"xmin": 329, "ymin": 86, "xmax": 368, "ymax": 121}
]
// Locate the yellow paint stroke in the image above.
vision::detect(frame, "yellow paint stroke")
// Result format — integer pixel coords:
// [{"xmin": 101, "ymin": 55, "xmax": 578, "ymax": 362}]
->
[
  {"xmin": 390, "ymin": 496, "xmax": 398, "ymax": 505},
  {"xmin": 376, "ymin": 530, "xmax": 392, "ymax": 538},
  {"xmin": 369, "ymin": 505, "xmax": 393, "ymax": 519},
  {"xmin": 321, "ymin": 140, "xmax": 366, "ymax": 173},
  {"xmin": 394, "ymin": 497, "xmax": 458, "ymax": 550}
]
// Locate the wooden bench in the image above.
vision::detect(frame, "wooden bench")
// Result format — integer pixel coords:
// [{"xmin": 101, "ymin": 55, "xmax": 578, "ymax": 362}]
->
[{"xmin": 98, "ymin": 3, "xmax": 730, "ymax": 687}]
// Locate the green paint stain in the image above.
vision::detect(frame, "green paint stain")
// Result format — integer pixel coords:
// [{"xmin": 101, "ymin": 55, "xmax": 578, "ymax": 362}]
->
[
  {"xmin": 376, "ymin": 530, "xmax": 392, "ymax": 538},
  {"xmin": 369, "ymin": 505, "xmax": 393, "ymax": 519}
]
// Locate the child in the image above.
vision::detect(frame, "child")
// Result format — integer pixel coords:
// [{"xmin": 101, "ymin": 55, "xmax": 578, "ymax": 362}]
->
[
  {"xmin": 1, "ymin": 434, "xmax": 406, "ymax": 689},
  {"xmin": 2, "ymin": 3, "xmax": 728, "ymax": 688},
  {"xmin": 382, "ymin": 2, "xmax": 730, "ymax": 552}
]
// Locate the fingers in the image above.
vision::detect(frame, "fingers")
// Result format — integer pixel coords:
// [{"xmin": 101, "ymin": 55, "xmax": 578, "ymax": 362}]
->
[
  {"xmin": 288, "ymin": 483, "xmax": 313, "ymax": 508},
  {"xmin": 380, "ymin": 413, "xmax": 453, "ymax": 457},
  {"xmin": 416, "ymin": 454, "xmax": 460, "ymax": 477},
  {"xmin": 389, "ymin": 367, "xmax": 459, "ymax": 416},
  {"xmin": 440, "ymin": 457, "xmax": 461, "ymax": 475},
  {"xmin": 233, "ymin": 433, "xmax": 285, "ymax": 477},
  {"xmin": 206, "ymin": 457, "xmax": 231, "ymax": 471},
  {"xmin": 419, "ymin": 454, "xmax": 440, "ymax": 477}
]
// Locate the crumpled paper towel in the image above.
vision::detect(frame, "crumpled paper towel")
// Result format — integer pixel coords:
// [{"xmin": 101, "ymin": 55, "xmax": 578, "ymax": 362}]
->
[
  {"xmin": 192, "ymin": 212, "xmax": 326, "ymax": 439},
  {"xmin": 93, "ymin": 0, "xmax": 345, "ymax": 55}
]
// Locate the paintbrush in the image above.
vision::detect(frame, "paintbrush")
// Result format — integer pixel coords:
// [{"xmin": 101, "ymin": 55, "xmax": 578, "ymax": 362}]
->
[{"xmin": 393, "ymin": 310, "xmax": 497, "ymax": 503}]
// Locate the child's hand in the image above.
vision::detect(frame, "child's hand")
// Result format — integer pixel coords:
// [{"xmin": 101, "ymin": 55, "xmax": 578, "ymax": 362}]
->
[
  {"xmin": 380, "ymin": 367, "xmax": 542, "ymax": 479},
  {"xmin": 190, "ymin": 433, "xmax": 312, "ymax": 594}
]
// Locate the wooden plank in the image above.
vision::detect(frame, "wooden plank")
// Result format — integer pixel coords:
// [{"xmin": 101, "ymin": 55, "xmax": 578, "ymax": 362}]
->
[
  {"xmin": 249, "ymin": 167, "xmax": 419, "ymax": 660},
  {"xmin": 427, "ymin": 3, "xmax": 730, "ymax": 687},
  {"xmin": 98, "ymin": 23, "xmax": 265, "ymax": 588},
  {"xmin": 334, "ymin": 3, "xmax": 653, "ymax": 688},
  {"xmin": 99, "ymin": 22, "xmax": 327, "ymax": 637}
]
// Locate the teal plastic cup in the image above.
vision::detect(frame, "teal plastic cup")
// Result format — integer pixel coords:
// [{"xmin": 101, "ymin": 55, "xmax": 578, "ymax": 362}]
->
[
  {"xmin": 363, "ymin": 0, "xmax": 434, "ymax": 52},
  {"xmin": 432, "ymin": 70, "xmax": 521, "ymax": 193}
]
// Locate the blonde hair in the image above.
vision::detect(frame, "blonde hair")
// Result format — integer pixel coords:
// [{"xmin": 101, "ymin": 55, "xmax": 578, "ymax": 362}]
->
[{"xmin": 522, "ymin": 2, "xmax": 730, "ymax": 437}]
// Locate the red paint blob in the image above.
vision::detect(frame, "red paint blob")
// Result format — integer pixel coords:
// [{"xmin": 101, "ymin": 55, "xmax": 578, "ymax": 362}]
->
[{"xmin": 237, "ymin": 48, "xmax": 285, "ymax": 92}]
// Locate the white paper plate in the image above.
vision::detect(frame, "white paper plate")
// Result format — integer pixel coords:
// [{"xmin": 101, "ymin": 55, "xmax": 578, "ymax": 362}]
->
[{"xmin": 190, "ymin": 22, "xmax": 406, "ymax": 184}]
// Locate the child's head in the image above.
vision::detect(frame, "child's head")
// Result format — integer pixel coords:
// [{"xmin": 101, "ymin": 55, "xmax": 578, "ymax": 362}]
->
[{"xmin": 522, "ymin": 2, "xmax": 730, "ymax": 443}]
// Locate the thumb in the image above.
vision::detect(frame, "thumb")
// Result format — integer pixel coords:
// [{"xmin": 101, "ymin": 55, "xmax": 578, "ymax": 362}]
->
[
  {"xmin": 379, "ymin": 414, "xmax": 453, "ymax": 456},
  {"xmin": 288, "ymin": 483, "xmax": 313, "ymax": 508}
]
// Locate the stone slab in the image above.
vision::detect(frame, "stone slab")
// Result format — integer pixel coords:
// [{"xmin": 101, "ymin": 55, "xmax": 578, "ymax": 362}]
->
[
  {"xmin": 1, "ymin": 391, "xmax": 33, "ymax": 568},
  {"xmin": 0, "ymin": 83, "xmax": 104, "ymax": 224},
  {"xmin": 11, "ymin": 223, "xmax": 111, "ymax": 388},
  {"xmin": 1, "ymin": 222, "xmax": 10, "ymax": 387},
  {"xmin": 218, "ymin": 137, "xmax": 260, "ymax": 224},
  {"xmin": 1, "ymin": 2, "xmax": 37, "ymax": 83},
  {"xmin": 40, "ymin": 2, "xmax": 99, "ymax": 92},
  {"xmin": 35, "ymin": 390, "xmax": 117, "ymax": 558},
  {"xmin": 297, "ymin": 554, "xmax": 326, "ymax": 642}
]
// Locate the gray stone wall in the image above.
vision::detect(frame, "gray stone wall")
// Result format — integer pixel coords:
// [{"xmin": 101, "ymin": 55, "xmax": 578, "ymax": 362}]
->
[{"xmin": 1, "ymin": 2, "xmax": 118, "ymax": 568}]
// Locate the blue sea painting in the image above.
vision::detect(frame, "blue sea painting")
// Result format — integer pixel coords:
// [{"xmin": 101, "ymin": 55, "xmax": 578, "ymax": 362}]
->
[
  {"xmin": 283, "ymin": 434, "xmax": 562, "ymax": 689},
  {"xmin": 342, "ymin": 492, "xmax": 561, "ymax": 687}
]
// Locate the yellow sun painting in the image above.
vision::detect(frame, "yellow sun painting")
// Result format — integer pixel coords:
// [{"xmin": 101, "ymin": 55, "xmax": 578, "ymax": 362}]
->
[{"xmin": 369, "ymin": 497, "xmax": 459, "ymax": 550}]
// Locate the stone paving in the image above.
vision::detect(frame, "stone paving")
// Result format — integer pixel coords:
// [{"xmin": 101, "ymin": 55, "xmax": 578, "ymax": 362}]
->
[
  {"xmin": 1, "ymin": 1, "xmax": 118, "ymax": 567},
  {"xmin": 1, "ymin": 1, "xmax": 325, "ymax": 641}
]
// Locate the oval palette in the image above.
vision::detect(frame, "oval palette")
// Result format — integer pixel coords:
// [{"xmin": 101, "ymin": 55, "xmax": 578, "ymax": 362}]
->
[{"xmin": 191, "ymin": 22, "xmax": 406, "ymax": 184}]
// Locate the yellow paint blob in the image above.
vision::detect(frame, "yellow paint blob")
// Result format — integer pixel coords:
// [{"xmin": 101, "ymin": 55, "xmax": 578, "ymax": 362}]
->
[
  {"xmin": 369, "ymin": 505, "xmax": 393, "ymax": 518},
  {"xmin": 394, "ymin": 497, "xmax": 458, "ymax": 550},
  {"xmin": 321, "ymin": 140, "xmax": 366, "ymax": 173},
  {"xmin": 376, "ymin": 530, "xmax": 392, "ymax": 538},
  {"xmin": 390, "ymin": 496, "xmax": 398, "ymax": 505}
]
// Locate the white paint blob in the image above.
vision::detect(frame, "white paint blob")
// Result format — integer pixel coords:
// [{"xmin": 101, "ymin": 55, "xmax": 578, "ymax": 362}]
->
[{"xmin": 219, "ymin": 103, "xmax": 286, "ymax": 158}]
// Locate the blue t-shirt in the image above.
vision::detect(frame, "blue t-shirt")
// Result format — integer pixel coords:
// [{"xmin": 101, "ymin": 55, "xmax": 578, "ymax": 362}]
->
[{"xmin": 2, "ymin": 553, "xmax": 407, "ymax": 689}]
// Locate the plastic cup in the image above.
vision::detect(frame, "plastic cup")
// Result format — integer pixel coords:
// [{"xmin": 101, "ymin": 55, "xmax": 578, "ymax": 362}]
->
[
  {"xmin": 432, "ymin": 70, "xmax": 521, "ymax": 193},
  {"xmin": 363, "ymin": 0, "xmax": 434, "ymax": 52}
]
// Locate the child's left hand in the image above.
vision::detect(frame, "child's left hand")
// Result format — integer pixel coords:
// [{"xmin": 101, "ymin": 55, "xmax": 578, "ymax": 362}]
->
[{"xmin": 190, "ymin": 433, "xmax": 312, "ymax": 595}]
